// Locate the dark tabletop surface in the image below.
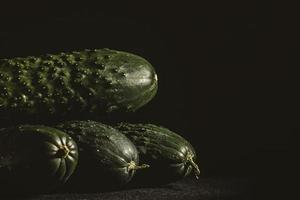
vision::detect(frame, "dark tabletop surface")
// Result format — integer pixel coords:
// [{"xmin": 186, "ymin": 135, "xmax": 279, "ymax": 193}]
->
[
  {"xmin": 1, "ymin": 172, "xmax": 293, "ymax": 200},
  {"xmin": 0, "ymin": 177, "xmax": 257, "ymax": 200}
]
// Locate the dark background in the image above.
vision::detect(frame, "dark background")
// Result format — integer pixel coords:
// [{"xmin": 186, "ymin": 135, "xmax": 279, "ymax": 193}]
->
[{"xmin": 0, "ymin": 0, "xmax": 295, "ymax": 198}]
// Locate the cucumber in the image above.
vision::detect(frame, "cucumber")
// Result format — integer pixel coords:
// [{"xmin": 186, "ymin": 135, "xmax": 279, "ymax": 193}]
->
[
  {"xmin": 0, "ymin": 125, "xmax": 78, "ymax": 194},
  {"xmin": 54, "ymin": 120, "xmax": 149, "ymax": 191},
  {"xmin": 114, "ymin": 123, "xmax": 200, "ymax": 186},
  {"xmin": 0, "ymin": 49, "xmax": 158, "ymax": 123}
]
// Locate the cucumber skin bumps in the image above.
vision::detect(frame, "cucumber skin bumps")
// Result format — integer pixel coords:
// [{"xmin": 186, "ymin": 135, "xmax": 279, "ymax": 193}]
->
[{"xmin": 0, "ymin": 48, "xmax": 158, "ymax": 123}]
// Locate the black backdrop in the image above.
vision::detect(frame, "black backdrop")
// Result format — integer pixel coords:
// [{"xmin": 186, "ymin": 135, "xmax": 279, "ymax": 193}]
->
[{"xmin": 0, "ymin": 0, "xmax": 294, "ymax": 196}]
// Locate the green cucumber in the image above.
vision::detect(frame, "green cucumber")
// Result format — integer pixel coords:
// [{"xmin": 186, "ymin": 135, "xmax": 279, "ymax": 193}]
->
[
  {"xmin": 0, "ymin": 49, "xmax": 158, "ymax": 122},
  {"xmin": 114, "ymin": 123, "xmax": 200, "ymax": 186},
  {"xmin": 0, "ymin": 125, "xmax": 78, "ymax": 194},
  {"xmin": 54, "ymin": 120, "xmax": 149, "ymax": 191}
]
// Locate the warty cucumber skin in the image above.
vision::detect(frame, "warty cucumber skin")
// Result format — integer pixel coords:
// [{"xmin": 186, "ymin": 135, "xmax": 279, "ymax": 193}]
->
[
  {"xmin": 0, "ymin": 49, "xmax": 158, "ymax": 122},
  {"xmin": 54, "ymin": 120, "xmax": 148, "ymax": 191},
  {"xmin": 114, "ymin": 123, "xmax": 200, "ymax": 186}
]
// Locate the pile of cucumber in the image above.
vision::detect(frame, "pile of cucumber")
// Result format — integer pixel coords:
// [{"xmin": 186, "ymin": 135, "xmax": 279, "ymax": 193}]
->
[{"xmin": 0, "ymin": 49, "xmax": 200, "ymax": 195}]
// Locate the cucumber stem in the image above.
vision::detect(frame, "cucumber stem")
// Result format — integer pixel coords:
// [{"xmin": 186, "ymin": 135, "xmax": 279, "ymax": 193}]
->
[
  {"xmin": 187, "ymin": 153, "xmax": 200, "ymax": 179},
  {"xmin": 127, "ymin": 161, "xmax": 150, "ymax": 172},
  {"xmin": 134, "ymin": 164, "xmax": 150, "ymax": 170}
]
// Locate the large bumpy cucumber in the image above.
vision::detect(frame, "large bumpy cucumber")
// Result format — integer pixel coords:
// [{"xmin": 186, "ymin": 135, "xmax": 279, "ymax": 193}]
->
[
  {"xmin": 54, "ymin": 120, "xmax": 149, "ymax": 191},
  {"xmin": 0, "ymin": 49, "xmax": 158, "ymax": 123},
  {"xmin": 114, "ymin": 123, "xmax": 200, "ymax": 186},
  {"xmin": 0, "ymin": 125, "xmax": 78, "ymax": 194}
]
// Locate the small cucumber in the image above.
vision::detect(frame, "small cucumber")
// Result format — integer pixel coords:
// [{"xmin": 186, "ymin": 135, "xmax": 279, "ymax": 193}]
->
[
  {"xmin": 54, "ymin": 120, "xmax": 149, "ymax": 191},
  {"xmin": 0, "ymin": 125, "xmax": 78, "ymax": 194},
  {"xmin": 114, "ymin": 123, "xmax": 200, "ymax": 186}
]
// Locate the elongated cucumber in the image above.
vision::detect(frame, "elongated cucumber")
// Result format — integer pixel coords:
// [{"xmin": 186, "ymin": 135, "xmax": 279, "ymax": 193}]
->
[{"xmin": 0, "ymin": 49, "xmax": 158, "ymax": 122}]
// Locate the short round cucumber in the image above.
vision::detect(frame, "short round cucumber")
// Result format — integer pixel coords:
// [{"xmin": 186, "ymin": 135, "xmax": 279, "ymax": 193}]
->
[
  {"xmin": 0, "ymin": 49, "xmax": 158, "ymax": 123},
  {"xmin": 0, "ymin": 125, "xmax": 78, "ymax": 194}
]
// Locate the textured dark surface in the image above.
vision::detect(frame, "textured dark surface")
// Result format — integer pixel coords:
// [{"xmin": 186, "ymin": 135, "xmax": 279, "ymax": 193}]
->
[{"xmin": 0, "ymin": 177, "xmax": 255, "ymax": 200}]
